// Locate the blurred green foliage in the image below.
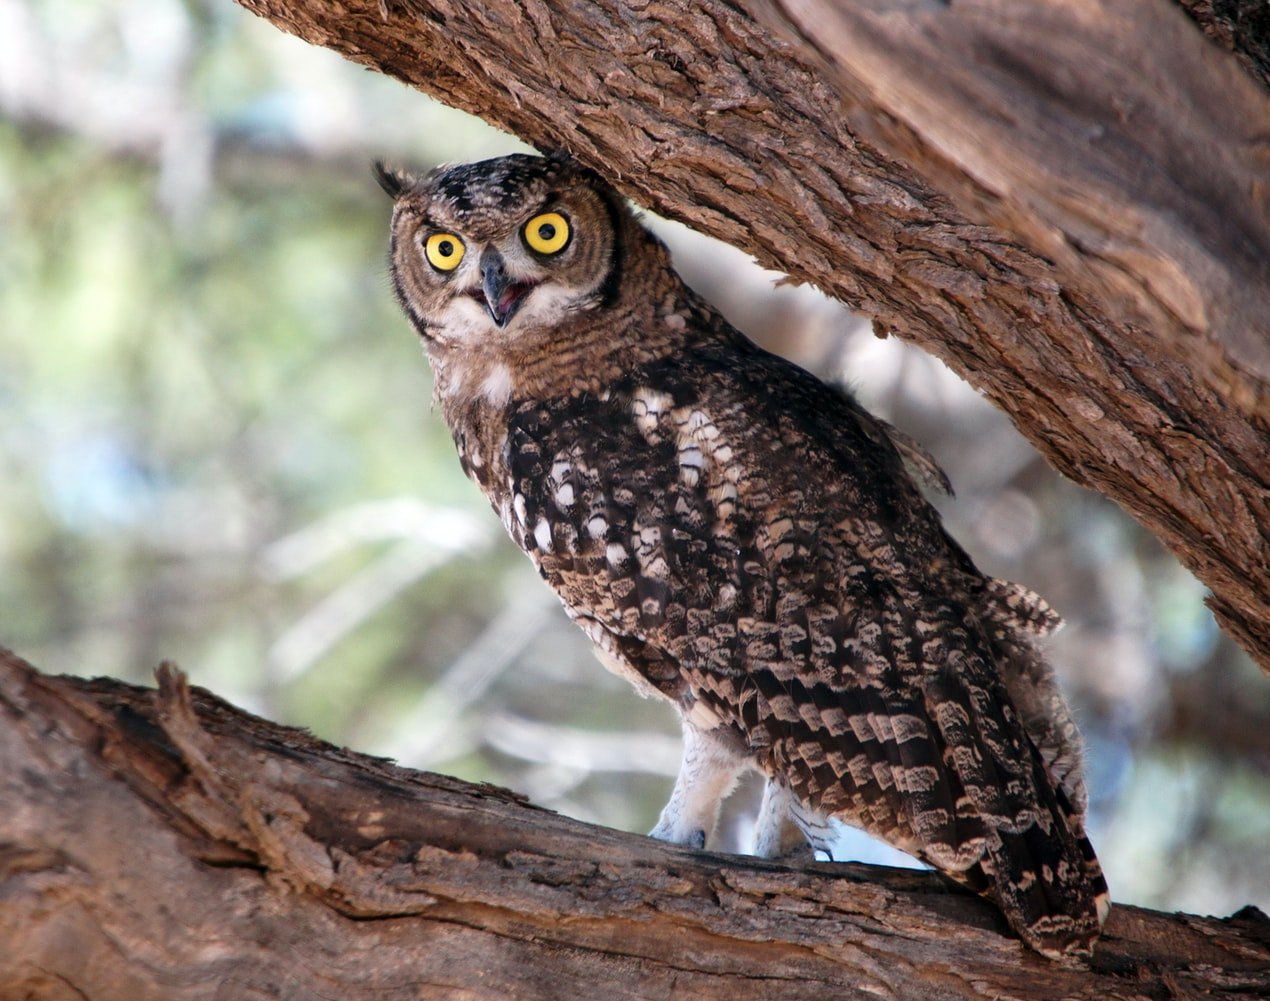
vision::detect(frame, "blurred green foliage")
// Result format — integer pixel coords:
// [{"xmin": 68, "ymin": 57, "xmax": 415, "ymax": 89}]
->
[{"xmin": 1, "ymin": 0, "xmax": 1266, "ymax": 919}]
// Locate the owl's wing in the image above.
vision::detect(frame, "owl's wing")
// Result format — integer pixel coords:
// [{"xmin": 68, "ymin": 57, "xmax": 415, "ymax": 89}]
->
[{"xmin": 504, "ymin": 335, "xmax": 1103, "ymax": 957}]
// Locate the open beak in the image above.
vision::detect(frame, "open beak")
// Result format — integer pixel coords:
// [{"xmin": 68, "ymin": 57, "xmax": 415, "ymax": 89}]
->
[{"xmin": 479, "ymin": 247, "xmax": 536, "ymax": 328}]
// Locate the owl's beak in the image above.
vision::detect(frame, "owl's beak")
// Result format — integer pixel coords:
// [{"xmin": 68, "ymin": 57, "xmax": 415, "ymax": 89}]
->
[{"xmin": 479, "ymin": 247, "xmax": 535, "ymax": 328}]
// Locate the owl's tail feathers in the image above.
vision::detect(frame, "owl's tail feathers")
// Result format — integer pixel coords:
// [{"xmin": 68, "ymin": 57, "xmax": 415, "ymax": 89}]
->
[
  {"xmin": 922, "ymin": 658, "xmax": 1109, "ymax": 960},
  {"xmin": 1081, "ymin": 828, "xmax": 1113, "ymax": 928},
  {"xmin": 977, "ymin": 815, "xmax": 1110, "ymax": 962}
]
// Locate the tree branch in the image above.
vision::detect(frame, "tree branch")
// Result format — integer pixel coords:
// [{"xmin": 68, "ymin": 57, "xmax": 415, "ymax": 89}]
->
[
  {"xmin": 231, "ymin": 0, "xmax": 1270, "ymax": 674},
  {"xmin": 2, "ymin": 648, "xmax": 1268, "ymax": 999}
]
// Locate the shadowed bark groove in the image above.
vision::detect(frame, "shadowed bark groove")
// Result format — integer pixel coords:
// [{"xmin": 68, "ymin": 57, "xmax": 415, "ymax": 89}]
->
[
  {"xmin": 1176, "ymin": 0, "xmax": 1270, "ymax": 91},
  {"xmin": 2, "ymin": 649, "xmax": 1269, "ymax": 999},
  {"xmin": 232, "ymin": 0, "xmax": 1269, "ymax": 673}
]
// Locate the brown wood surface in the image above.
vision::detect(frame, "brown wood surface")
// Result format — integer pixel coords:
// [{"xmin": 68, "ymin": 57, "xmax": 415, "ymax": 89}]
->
[
  {"xmin": 232, "ymin": 0, "xmax": 1269, "ymax": 674},
  {"xmin": 2, "ymin": 649, "xmax": 1268, "ymax": 1000}
]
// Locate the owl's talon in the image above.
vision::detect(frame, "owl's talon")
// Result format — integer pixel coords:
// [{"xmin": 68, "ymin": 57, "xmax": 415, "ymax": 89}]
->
[
  {"xmin": 773, "ymin": 842, "xmax": 815, "ymax": 864},
  {"xmin": 647, "ymin": 825, "xmax": 708, "ymax": 851}
]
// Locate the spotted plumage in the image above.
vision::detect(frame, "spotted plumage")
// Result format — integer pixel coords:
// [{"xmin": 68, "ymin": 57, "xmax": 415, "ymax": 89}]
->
[{"xmin": 377, "ymin": 152, "xmax": 1109, "ymax": 959}]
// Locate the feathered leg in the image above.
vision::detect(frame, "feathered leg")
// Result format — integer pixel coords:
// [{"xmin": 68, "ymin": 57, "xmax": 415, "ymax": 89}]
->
[{"xmin": 649, "ymin": 720, "xmax": 746, "ymax": 850}]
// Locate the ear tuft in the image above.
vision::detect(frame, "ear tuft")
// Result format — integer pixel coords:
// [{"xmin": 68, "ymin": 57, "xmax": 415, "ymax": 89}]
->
[{"xmin": 373, "ymin": 160, "xmax": 415, "ymax": 199}]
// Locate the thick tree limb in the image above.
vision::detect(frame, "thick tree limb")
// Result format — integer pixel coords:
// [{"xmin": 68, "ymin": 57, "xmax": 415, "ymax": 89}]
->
[
  {"xmin": 233, "ymin": 0, "xmax": 1269, "ymax": 673},
  {"xmin": 2, "ymin": 648, "xmax": 1268, "ymax": 999}
]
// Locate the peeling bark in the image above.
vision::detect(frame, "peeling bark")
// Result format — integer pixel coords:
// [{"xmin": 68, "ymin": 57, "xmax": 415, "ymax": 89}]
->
[
  {"xmin": 230, "ymin": 0, "xmax": 1269, "ymax": 673},
  {"xmin": 2, "ymin": 649, "xmax": 1268, "ymax": 999}
]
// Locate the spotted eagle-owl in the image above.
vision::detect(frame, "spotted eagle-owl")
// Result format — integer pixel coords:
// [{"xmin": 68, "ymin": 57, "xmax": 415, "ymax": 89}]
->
[{"xmin": 375, "ymin": 152, "xmax": 1109, "ymax": 959}]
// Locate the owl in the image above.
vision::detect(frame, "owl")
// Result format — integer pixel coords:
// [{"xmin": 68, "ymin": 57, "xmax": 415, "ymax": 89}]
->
[{"xmin": 375, "ymin": 152, "xmax": 1110, "ymax": 960}]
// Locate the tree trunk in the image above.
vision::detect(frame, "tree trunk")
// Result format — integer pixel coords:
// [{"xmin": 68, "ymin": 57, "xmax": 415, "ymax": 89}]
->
[
  {"xmin": 232, "ymin": 0, "xmax": 1269, "ymax": 673},
  {"xmin": 2, "ymin": 649, "xmax": 1267, "ymax": 1000}
]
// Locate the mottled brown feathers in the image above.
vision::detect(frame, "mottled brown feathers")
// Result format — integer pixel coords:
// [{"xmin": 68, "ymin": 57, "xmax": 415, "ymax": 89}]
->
[{"xmin": 381, "ymin": 153, "xmax": 1109, "ymax": 960}]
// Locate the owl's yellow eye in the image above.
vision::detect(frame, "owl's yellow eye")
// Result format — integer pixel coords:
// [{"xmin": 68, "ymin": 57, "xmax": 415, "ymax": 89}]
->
[
  {"xmin": 425, "ymin": 233, "xmax": 465, "ymax": 272},
  {"xmin": 522, "ymin": 212, "xmax": 571, "ymax": 255}
]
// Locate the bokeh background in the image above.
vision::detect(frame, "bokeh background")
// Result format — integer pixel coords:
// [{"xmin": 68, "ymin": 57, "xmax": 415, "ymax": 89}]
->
[{"xmin": 2, "ymin": 0, "xmax": 1266, "ymax": 916}]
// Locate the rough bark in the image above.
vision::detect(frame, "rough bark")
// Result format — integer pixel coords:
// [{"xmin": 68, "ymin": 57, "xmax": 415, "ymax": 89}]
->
[
  {"xmin": 2, "ymin": 648, "xmax": 1267, "ymax": 1000},
  {"xmin": 231, "ymin": 0, "xmax": 1269, "ymax": 674}
]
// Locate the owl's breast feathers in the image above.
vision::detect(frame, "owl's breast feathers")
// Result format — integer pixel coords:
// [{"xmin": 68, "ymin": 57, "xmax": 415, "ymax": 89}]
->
[{"xmin": 450, "ymin": 331, "xmax": 1105, "ymax": 958}]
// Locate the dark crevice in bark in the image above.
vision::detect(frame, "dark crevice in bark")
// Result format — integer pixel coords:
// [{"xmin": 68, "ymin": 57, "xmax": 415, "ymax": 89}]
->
[{"xmin": 1176, "ymin": 0, "xmax": 1270, "ymax": 91}]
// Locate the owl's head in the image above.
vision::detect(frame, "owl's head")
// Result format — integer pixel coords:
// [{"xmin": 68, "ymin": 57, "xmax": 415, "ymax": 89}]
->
[{"xmin": 377, "ymin": 154, "xmax": 634, "ymax": 347}]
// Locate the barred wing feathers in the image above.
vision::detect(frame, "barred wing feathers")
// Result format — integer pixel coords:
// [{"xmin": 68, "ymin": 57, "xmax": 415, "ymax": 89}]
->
[{"xmin": 502, "ymin": 333, "xmax": 1105, "ymax": 958}]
